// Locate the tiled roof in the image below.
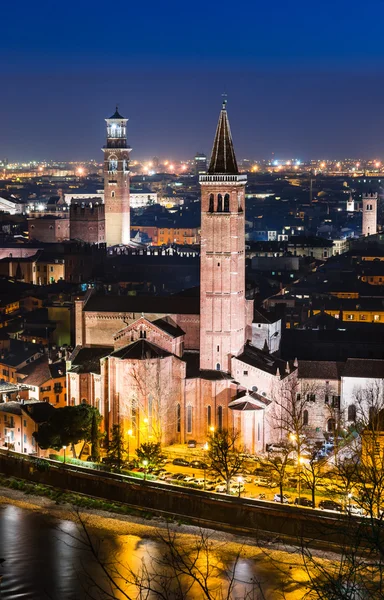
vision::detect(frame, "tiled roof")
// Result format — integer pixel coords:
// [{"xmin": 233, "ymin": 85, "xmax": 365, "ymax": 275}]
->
[
  {"xmin": 343, "ymin": 359, "xmax": 384, "ymax": 379},
  {"xmin": 111, "ymin": 339, "xmax": 171, "ymax": 360},
  {"xmin": 0, "ymin": 401, "xmax": 22, "ymax": 415},
  {"xmin": 70, "ymin": 347, "xmax": 112, "ymax": 374},
  {"xmin": 152, "ymin": 317, "xmax": 185, "ymax": 338},
  {"xmin": 235, "ymin": 343, "xmax": 292, "ymax": 378},
  {"xmin": 0, "ymin": 339, "xmax": 43, "ymax": 368},
  {"xmin": 18, "ymin": 356, "xmax": 52, "ymax": 386},
  {"xmin": 298, "ymin": 361, "xmax": 344, "ymax": 380}
]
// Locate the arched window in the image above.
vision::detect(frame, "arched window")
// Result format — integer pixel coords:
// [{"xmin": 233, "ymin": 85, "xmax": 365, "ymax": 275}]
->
[
  {"xmin": 176, "ymin": 404, "xmax": 181, "ymax": 433},
  {"xmin": 209, "ymin": 194, "xmax": 214, "ymax": 212},
  {"xmin": 186, "ymin": 405, "xmax": 193, "ymax": 434},
  {"xmin": 217, "ymin": 406, "xmax": 223, "ymax": 430},
  {"xmin": 217, "ymin": 194, "xmax": 223, "ymax": 212},
  {"xmin": 303, "ymin": 409, "xmax": 309, "ymax": 426},
  {"xmin": 108, "ymin": 159, "xmax": 118, "ymax": 172},
  {"xmin": 207, "ymin": 405, "xmax": 212, "ymax": 427},
  {"xmin": 224, "ymin": 194, "xmax": 230, "ymax": 212},
  {"xmin": 327, "ymin": 418, "xmax": 335, "ymax": 433},
  {"xmin": 348, "ymin": 404, "xmax": 356, "ymax": 422},
  {"xmin": 216, "ymin": 363, "xmax": 221, "ymax": 371}
]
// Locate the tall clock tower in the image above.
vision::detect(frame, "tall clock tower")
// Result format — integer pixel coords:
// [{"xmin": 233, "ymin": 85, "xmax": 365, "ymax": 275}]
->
[
  {"xmin": 199, "ymin": 101, "xmax": 247, "ymax": 372},
  {"xmin": 103, "ymin": 107, "xmax": 131, "ymax": 246}
]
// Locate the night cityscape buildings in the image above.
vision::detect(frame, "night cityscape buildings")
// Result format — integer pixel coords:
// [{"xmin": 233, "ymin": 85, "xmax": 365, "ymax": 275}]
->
[{"xmin": 2, "ymin": 2, "xmax": 384, "ymax": 593}]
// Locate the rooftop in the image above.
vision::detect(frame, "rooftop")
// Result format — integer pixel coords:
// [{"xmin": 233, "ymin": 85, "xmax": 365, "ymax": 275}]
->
[
  {"xmin": 111, "ymin": 339, "xmax": 171, "ymax": 360},
  {"xmin": 70, "ymin": 346, "xmax": 112, "ymax": 374},
  {"xmin": 298, "ymin": 360, "xmax": 344, "ymax": 380},
  {"xmin": 84, "ymin": 293, "xmax": 200, "ymax": 315}
]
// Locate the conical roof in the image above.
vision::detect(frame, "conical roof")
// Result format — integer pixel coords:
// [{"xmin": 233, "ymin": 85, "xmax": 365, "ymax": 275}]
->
[
  {"xmin": 109, "ymin": 106, "xmax": 125, "ymax": 119},
  {"xmin": 208, "ymin": 100, "xmax": 238, "ymax": 175}
]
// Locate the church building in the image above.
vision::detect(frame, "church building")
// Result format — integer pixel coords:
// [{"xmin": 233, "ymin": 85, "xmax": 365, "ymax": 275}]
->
[{"xmin": 67, "ymin": 102, "xmax": 297, "ymax": 453}]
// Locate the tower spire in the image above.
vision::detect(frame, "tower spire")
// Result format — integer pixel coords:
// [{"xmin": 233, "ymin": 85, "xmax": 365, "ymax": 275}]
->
[{"xmin": 208, "ymin": 98, "xmax": 238, "ymax": 175}]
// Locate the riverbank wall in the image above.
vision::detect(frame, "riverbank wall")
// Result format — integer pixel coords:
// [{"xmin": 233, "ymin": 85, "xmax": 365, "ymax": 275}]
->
[{"xmin": 0, "ymin": 449, "xmax": 363, "ymax": 547}]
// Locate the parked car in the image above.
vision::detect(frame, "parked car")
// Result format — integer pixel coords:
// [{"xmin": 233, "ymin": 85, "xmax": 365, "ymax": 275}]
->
[
  {"xmin": 267, "ymin": 444, "xmax": 286, "ymax": 453},
  {"xmin": 215, "ymin": 483, "xmax": 227, "ymax": 493},
  {"xmin": 229, "ymin": 484, "xmax": 245, "ymax": 495},
  {"xmin": 347, "ymin": 504, "xmax": 366, "ymax": 517},
  {"xmin": 274, "ymin": 494, "xmax": 290, "ymax": 503},
  {"xmin": 183, "ymin": 475, "xmax": 195, "ymax": 482},
  {"xmin": 294, "ymin": 497, "xmax": 314, "ymax": 508},
  {"xmin": 318, "ymin": 500, "xmax": 343, "ymax": 512},
  {"xmin": 187, "ymin": 440, "xmax": 197, "ymax": 448},
  {"xmin": 254, "ymin": 476, "xmax": 271, "ymax": 487},
  {"xmin": 173, "ymin": 458, "xmax": 190, "ymax": 467},
  {"xmin": 190, "ymin": 460, "xmax": 208, "ymax": 469}
]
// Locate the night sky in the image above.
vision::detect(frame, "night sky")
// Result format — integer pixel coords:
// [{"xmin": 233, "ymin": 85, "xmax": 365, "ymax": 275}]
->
[{"xmin": 2, "ymin": 0, "xmax": 384, "ymax": 161}]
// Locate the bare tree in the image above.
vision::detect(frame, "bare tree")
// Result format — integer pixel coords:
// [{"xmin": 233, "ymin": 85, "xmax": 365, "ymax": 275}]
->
[{"xmin": 206, "ymin": 429, "xmax": 244, "ymax": 494}]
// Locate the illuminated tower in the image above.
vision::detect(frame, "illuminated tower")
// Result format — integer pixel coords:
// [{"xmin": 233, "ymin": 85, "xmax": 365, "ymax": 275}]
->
[
  {"xmin": 199, "ymin": 100, "xmax": 247, "ymax": 372},
  {"xmin": 362, "ymin": 192, "xmax": 377, "ymax": 236},
  {"xmin": 103, "ymin": 107, "xmax": 131, "ymax": 246}
]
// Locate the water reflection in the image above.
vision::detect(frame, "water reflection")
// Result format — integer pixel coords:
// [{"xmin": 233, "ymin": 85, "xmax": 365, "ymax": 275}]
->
[{"xmin": 0, "ymin": 505, "xmax": 279, "ymax": 599}]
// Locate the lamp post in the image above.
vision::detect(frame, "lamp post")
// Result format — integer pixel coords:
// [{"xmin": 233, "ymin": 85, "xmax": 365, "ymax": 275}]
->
[
  {"xmin": 127, "ymin": 429, "xmax": 132, "ymax": 462},
  {"xmin": 63, "ymin": 445, "xmax": 67, "ymax": 465},
  {"xmin": 143, "ymin": 459, "xmax": 148, "ymax": 481},
  {"xmin": 347, "ymin": 492, "xmax": 353, "ymax": 513},
  {"xmin": 237, "ymin": 476, "xmax": 243, "ymax": 498},
  {"xmin": 203, "ymin": 442, "xmax": 209, "ymax": 490}
]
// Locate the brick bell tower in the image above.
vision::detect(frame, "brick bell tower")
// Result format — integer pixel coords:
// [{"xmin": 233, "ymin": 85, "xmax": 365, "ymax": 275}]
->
[
  {"xmin": 199, "ymin": 100, "xmax": 247, "ymax": 372},
  {"xmin": 103, "ymin": 107, "xmax": 131, "ymax": 246}
]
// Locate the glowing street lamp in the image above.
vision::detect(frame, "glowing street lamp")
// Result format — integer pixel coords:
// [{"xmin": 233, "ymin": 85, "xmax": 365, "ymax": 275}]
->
[
  {"xmin": 209, "ymin": 426, "xmax": 215, "ymax": 434},
  {"xmin": 127, "ymin": 429, "xmax": 133, "ymax": 460},
  {"xmin": 62, "ymin": 445, "xmax": 67, "ymax": 464},
  {"xmin": 143, "ymin": 459, "xmax": 148, "ymax": 481}
]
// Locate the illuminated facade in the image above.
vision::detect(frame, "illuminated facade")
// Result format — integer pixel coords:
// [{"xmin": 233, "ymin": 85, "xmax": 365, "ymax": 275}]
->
[
  {"xmin": 362, "ymin": 192, "xmax": 377, "ymax": 237},
  {"xmin": 103, "ymin": 108, "xmax": 131, "ymax": 246}
]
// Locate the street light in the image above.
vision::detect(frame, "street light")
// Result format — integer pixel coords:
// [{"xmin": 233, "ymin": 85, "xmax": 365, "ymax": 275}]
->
[
  {"xmin": 209, "ymin": 426, "xmax": 215, "ymax": 434},
  {"xmin": 237, "ymin": 476, "xmax": 243, "ymax": 498},
  {"xmin": 127, "ymin": 429, "xmax": 133, "ymax": 461},
  {"xmin": 347, "ymin": 492, "xmax": 353, "ymax": 512},
  {"xmin": 62, "ymin": 445, "xmax": 67, "ymax": 464},
  {"xmin": 143, "ymin": 459, "xmax": 148, "ymax": 481}
]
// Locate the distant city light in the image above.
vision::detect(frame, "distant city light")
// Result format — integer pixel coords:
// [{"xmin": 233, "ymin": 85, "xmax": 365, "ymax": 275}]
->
[
  {"xmin": 77, "ymin": 167, "xmax": 84, "ymax": 176},
  {"xmin": 169, "ymin": 164, "xmax": 174, "ymax": 170}
]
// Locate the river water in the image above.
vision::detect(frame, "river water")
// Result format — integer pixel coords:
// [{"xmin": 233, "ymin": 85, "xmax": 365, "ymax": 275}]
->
[{"xmin": 0, "ymin": 504, "xmax": 273, "ymax": 600}]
